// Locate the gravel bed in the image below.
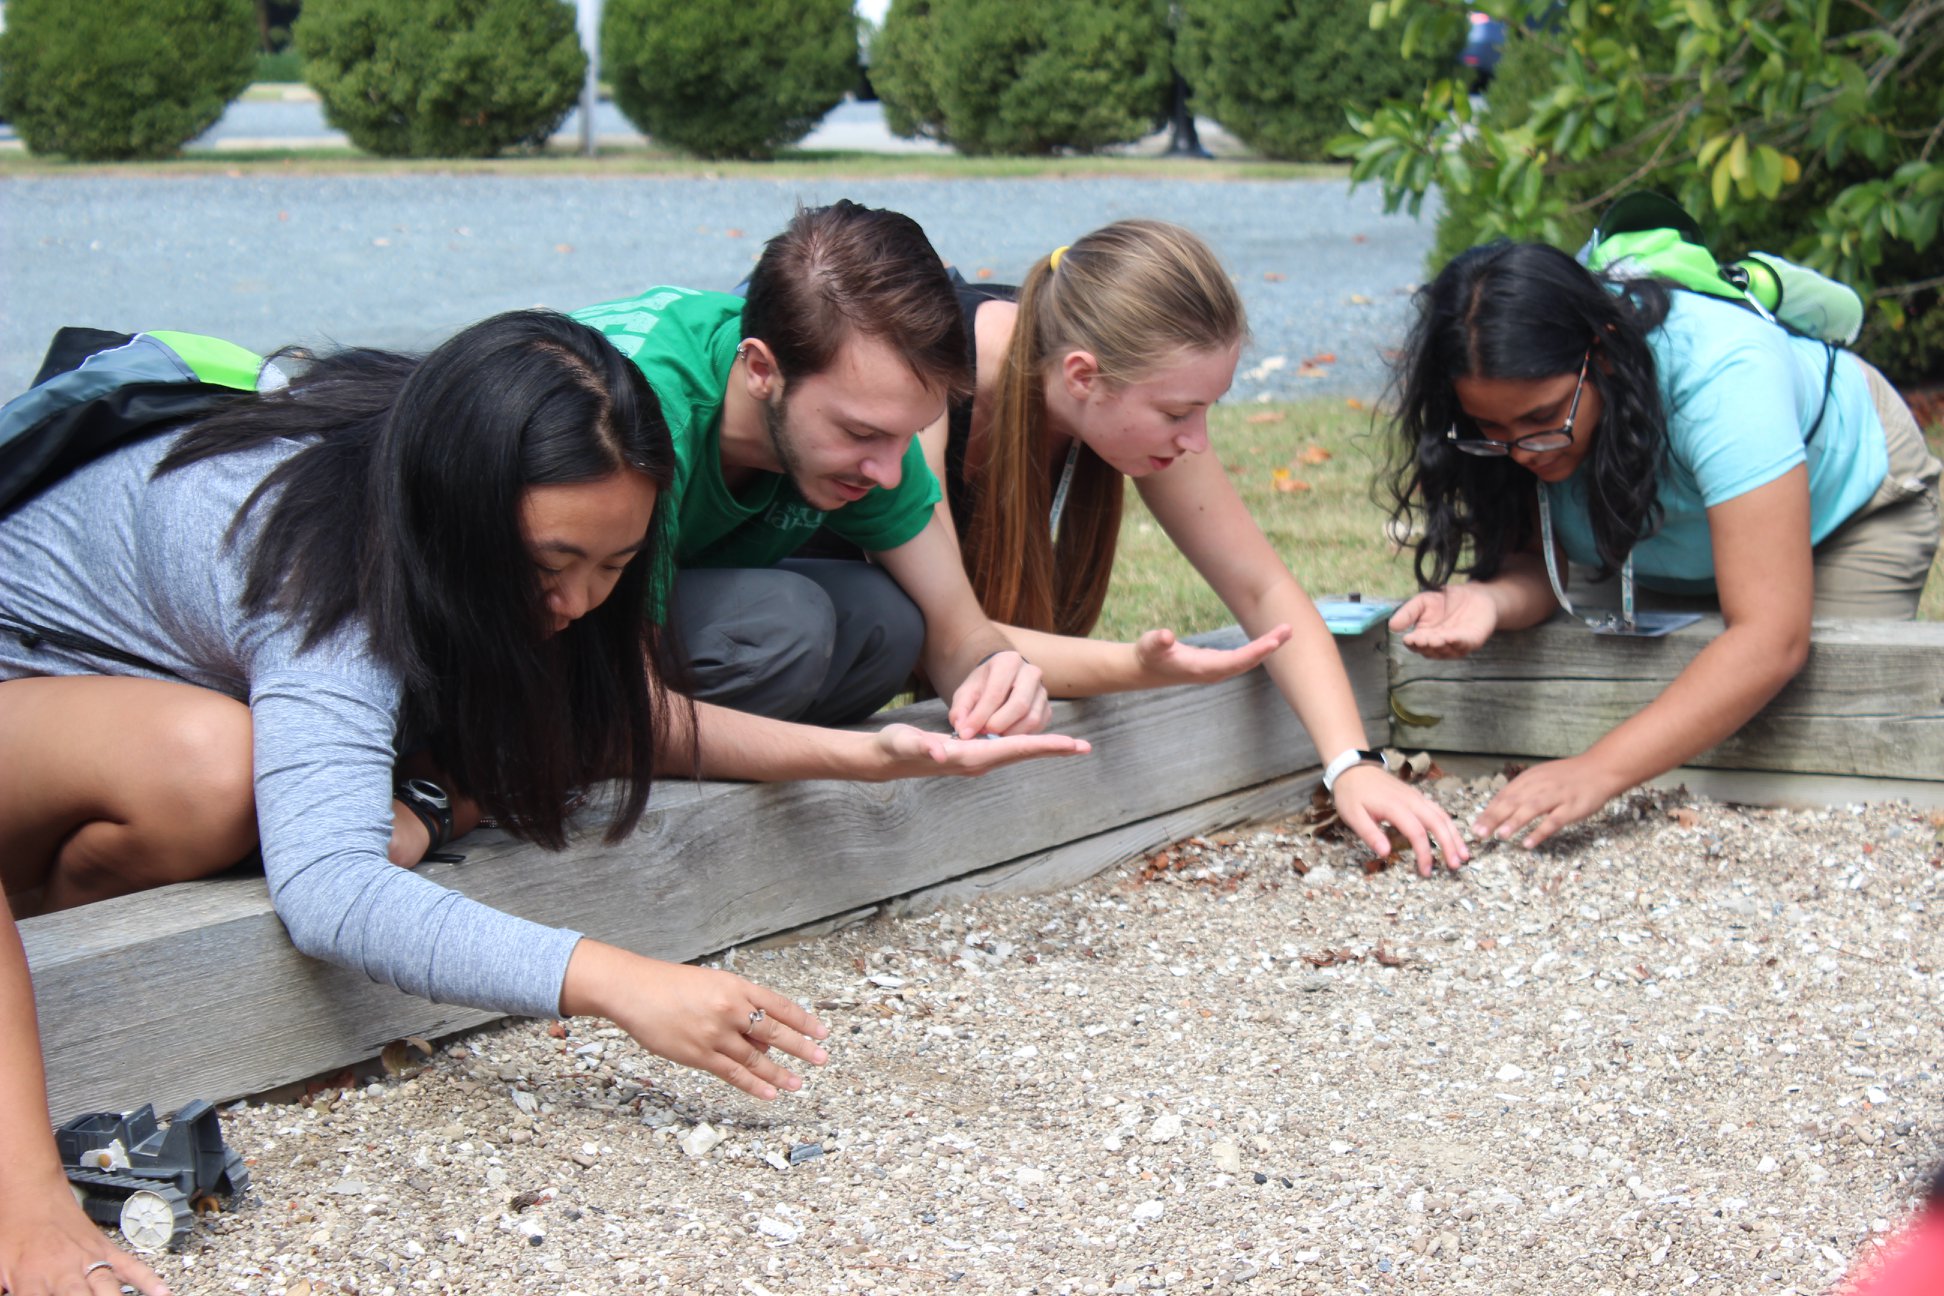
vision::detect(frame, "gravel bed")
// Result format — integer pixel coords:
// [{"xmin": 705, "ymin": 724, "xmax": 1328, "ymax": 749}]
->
[
  {"xmin": 145, "ymin": 773, "xmax": 1941, "ymax": 1295},
  {"xmin": 0, "ymin": 176, "xmax": 1433, "ymax": 401}
]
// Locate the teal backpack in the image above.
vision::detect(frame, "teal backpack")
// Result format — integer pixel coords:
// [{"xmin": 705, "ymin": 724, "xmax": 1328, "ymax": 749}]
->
[
  {"xmin": 0, "ymin": 327, "xmax": 284, "ymax": 517},
  {"xmin": 1, "ymin": 328, "xmax": 285, "ymax": 675}
]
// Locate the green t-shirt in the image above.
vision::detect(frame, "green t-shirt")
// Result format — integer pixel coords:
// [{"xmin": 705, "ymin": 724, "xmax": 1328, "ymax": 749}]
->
[{"xmin": 569, "ymin": 287, "xmax": 941, "ymax": 572}]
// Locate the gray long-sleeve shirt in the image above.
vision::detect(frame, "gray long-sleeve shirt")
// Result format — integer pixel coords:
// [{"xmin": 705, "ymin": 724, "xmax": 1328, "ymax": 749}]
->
[{"xmin": 0, "ymin": 434, "xmax": 582, "ymax": 1018}]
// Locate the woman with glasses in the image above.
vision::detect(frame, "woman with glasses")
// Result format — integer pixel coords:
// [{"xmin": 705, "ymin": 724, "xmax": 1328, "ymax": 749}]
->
[{"xmin": 1385, "ymin": 241, "xmax": 1939, "ymax": 847}]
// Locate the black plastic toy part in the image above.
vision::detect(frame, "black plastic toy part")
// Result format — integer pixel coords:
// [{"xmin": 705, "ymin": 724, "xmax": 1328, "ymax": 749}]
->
[{"xmin": 54, "ymin": 1100, "xmax": 250, "ymax": 1251}]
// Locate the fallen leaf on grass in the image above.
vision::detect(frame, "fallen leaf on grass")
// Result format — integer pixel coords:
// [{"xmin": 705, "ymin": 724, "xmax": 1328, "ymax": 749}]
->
[
  {"xmin": 1246, "ymin": 410, "xmax": 1287, "ymax": 425},
  {"xmin": 1345, "ymin": 397, "xmax": 1366, "ymax": 410},
  {"xmin": 1271, "ymin": 469, "xmax": 1312, "ymax": 493},
  {"xmin": 1297, "ymin": 444, "xmax": 1333, "ymax": 465}
]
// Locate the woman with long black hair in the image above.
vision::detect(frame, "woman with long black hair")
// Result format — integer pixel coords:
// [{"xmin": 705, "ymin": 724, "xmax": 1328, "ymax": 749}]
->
[
  {"xmin": 0, "ymin": 309, "xmax": 793, "ymax": 1292},
  {"xmin": 1386, "ymin": 241, "xmax": 1939, "ymax": 847}
]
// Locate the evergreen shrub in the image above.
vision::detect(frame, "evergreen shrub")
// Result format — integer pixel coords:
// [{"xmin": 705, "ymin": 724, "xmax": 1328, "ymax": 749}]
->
[
  {"xmin": 602, "ymin": 0, "xmax": 856, "ymax": 160},
  {"xmin": 1176, "ymin": 0, "xmax": 1445, "ymax": 162},
  {"xmin": 0, "ymin": 0, "xmax": 255, "ymax": 160},
  {"xmin": 297, "ymin": 0, "xmax": 586, "ymax": 159},
  {"xmin": 874, "ymin": 0, "xmax": 1172, "ymax": 156}
]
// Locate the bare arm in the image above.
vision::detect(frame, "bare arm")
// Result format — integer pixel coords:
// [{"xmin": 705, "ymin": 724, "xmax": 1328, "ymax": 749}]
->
[
  {"xmin": 872, "ymin": 517, "xmax": 1051, "ymax": 736},
  {"xmin": 1137, "ymin": 451, "xmax": 1467, "ymax": 869},
  {"xmin": 658, "ymin": 698, "xmax": 1087, "ymax": 782},
  {"xmin": 1476, "ymin": 467, "xmax": 1815, "ymax": 846},
  {"xmin": 0, "ymin": 895, "xmax": 170, "ymax": 1295}
]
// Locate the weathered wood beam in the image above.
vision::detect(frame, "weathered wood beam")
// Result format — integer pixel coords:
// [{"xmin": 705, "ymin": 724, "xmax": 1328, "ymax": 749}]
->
[
  {"xmin": 1389, "ymin": 615, "xmax": 1944, "ymax": 780},
  {"xmin": 25, "ymin": 626, "xmax": 1386, "ymax": 1121}
]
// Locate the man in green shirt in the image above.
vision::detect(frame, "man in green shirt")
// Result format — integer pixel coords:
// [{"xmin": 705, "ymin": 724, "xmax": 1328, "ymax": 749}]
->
[{"xmin": 574, "ymin": 201, "xmax": 1048, "ymax": 735}]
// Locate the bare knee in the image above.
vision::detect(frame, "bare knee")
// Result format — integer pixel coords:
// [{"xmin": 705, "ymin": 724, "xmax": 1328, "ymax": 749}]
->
[{"xmin": 52, "ymin": 697, "xmax": 257, "ymax": 902}]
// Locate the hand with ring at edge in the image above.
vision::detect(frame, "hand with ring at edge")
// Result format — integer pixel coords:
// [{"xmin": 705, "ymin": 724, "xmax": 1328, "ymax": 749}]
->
[{"xmin": 560, "ymin": 942, "xmax": 830, "ymax": 1102}]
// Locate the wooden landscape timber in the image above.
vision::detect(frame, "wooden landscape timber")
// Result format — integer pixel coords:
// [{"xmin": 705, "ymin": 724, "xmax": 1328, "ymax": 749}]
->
[
  {"xmin": 23, "ymin": 626, "xmax": 1387, "ymax": 1122},
  {"xmin": 1389, "ymin": 615, "xmax": 1944, "ymax": 783}
]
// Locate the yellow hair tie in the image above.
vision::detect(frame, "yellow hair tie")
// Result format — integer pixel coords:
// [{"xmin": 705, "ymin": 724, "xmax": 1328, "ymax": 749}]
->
[{"xmin": 1049, "ymin": 245, "xmax": 1070, "ymax": 271}]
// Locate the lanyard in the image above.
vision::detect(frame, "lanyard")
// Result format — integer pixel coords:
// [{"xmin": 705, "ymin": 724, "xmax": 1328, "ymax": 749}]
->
[
  {"xmin": 1048, "ymin": 439, "xmax": 1081, "ymax": 540},
  {"xmin": 1538, "ymin": 486, "xmax": 1637, "ymax": 632}
]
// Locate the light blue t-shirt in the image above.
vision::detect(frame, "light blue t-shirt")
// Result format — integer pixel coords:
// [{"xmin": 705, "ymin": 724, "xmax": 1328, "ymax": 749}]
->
[{"xmin": 1543, "ymin": 292, "xmax": 1885, "ymax": 594}]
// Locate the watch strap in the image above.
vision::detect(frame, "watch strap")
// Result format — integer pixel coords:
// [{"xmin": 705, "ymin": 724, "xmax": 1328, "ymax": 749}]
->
[
  {"xmin": 1323, "ymin": 747, "xmax": 1389, "ymax": 794},
  {"xmin": 394, "ymin": 778, "xmax": 453, "ymax": 852}
]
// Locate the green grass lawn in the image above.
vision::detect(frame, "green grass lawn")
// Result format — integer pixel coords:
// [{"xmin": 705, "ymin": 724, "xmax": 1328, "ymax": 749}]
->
[{"xmin": 1094, "ymin": 398, "xmax": 1944, "ymax": 640}]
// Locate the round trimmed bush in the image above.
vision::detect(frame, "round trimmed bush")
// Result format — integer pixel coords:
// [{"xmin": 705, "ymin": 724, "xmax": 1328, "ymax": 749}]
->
[
  {"xmin": 876, "ymin": 0, "xmax": 1171, "ymax": 156},
  {"xmin": 296, "ymin": 0, "xmax": 586, "ymax": 159},
  {"xmin": 873, "ymin": 0, "xmax": 947, "ymax": 142},
  {"xmin": 1176, "ymin": 0, "xmax": 1446, "ymax": 162},
  {"xmin": 0, "ymin": 0, "xmax": 255, "ymax": 160},
  {"xmin": 603, "ymin": 0, "xmax": 856, "ymax": 160}
]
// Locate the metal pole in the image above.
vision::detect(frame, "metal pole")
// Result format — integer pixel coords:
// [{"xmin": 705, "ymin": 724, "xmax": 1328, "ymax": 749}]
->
[{"xmin": 577, "ymin": 0, "xmax": 603, "ymax": 158}]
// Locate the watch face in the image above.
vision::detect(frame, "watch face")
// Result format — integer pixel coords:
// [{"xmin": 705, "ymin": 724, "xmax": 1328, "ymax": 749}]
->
[{"xmin": 403, "ymin": 778, "xmax": 450, "ymax": 810}]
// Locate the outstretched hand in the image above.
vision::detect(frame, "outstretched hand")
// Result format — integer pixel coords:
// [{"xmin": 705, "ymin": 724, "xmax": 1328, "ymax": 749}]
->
[
  {"xmin": 868, "ymin": 723, "xmax": 1090, "ymax": 779},
  {"xmin": 1329, "ymin": 764, "xmax": 1470, "ymax": 877},
  {"xmin": 947, "ymin": 650, "xmax": 1051, "ymax": 738},
  {"xmin": 567, "ymin": 945, "xmax": 829, "ymax": 1102},
  {"xmin": 1390, "ymin": 586, "xmax": 1500, "ymax": 659},
  {"xmin": 1470, "ymin": 755, "xmax": 1623, "ymax": 850},
  {"xmin": 0, "ymin": 1184, "xmax": 171, "ymax": 1296},
  {"xmin": 1134, "ymin": 625, "xmax": 1292, "ymax": 688}
]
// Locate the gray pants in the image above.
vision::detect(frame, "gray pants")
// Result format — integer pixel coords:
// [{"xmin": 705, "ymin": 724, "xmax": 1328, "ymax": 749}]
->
[{"xmin": 668, "ymin": 558, "xmax": 924, "ymax": 725}]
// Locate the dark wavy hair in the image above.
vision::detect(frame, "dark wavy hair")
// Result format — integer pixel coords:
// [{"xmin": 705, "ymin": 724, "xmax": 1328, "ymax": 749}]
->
[
  {"xmin": 1386, "ymin": 241, "xmax": 1673, "ymax": 586},
  {"xmin": 159, "ymin": 309, "xmax": 686, "ymax": 849}
]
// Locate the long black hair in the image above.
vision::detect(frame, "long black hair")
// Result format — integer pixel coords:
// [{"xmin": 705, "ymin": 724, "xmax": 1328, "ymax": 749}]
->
[
  {"xmin": 160, "ymin": 309, "xmax": 684, "ymax": 849},
  {"xmin": 1386, "ymin": 241, "xmax": 1673, "ymax": 586}
]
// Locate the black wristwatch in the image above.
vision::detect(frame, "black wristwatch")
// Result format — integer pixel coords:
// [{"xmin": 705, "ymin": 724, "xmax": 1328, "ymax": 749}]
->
[{"xmin": 394, "ymin": 778, "xmax": 453, "ymax": 853}]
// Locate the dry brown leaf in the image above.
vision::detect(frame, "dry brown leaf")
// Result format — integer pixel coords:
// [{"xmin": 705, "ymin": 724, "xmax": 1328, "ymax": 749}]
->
[
  {"xmin": 1670, "ymin": 807, "xmax": 1701, "ymax": 829},
  {"xmin": 1345, "ymin": 397, "xmax": 1366, "ymax": 410},
  {"xmin": 1246, "ymin": 410, "xmax": 1287, "ymax": 425},
  {"xmin": 1272, "ymin": 473, "xmax": 1312, "ymax": 494},
  {"xmin": 546, "ymin": 1021, "xmax": 568, "ymax": 1039},
  {"xmin": 1297, "ymin": 444, "xmax": 1333, "ymax": 465}
]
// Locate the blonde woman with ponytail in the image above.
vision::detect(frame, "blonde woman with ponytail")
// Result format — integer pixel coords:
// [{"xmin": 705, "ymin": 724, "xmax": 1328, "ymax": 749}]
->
[{"xmin": 924, "ymin": 219, "xmax": 1466, "ymax": 871}]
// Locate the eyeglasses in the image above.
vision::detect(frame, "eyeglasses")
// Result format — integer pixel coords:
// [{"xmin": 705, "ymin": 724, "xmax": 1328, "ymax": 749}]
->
[{"xmin": 1444, "ymin": 351, "xmax": 1591, "ymax": 457}]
